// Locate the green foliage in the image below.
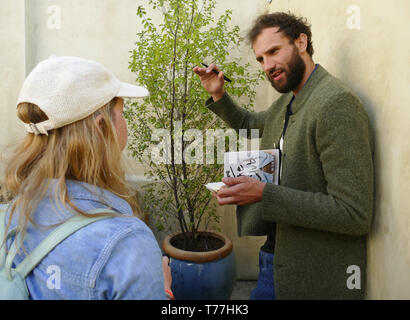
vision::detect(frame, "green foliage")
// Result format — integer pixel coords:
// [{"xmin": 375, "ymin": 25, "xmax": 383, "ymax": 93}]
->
[{"xmin": 126, "ymin": 0, "xmax": 261, "ymax": 247}]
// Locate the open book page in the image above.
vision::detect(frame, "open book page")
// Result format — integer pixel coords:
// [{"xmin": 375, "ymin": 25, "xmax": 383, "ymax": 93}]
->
[
  {"xmin": 224, "ymin": 149, "xmax": 280, "ymax": 184},
  {"xmin": 204, "ymin": 149, "xmax": 280, "ymax": 192}
]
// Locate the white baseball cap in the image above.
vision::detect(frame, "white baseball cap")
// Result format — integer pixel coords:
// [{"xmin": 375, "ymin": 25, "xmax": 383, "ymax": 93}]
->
[{"xmin": 17, "ymin": 55, "xmax": 149, "ymax": 135}]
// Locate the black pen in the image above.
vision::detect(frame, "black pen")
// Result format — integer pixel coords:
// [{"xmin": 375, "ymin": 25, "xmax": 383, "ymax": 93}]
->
[{"xmin": 201, "ymin": 63, "xmax": 232, "ymax": 82}]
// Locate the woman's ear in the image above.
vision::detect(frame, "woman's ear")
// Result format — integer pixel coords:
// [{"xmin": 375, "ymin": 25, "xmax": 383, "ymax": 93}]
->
[{"xmin": 95, "ymin": 113, "xmax": 104, "ymax": 129}]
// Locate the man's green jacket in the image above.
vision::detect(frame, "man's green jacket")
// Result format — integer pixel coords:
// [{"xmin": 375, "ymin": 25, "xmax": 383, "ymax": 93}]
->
[{"xmin": 206, "ymin": 65, "xmax": 374, "ymax": 299}]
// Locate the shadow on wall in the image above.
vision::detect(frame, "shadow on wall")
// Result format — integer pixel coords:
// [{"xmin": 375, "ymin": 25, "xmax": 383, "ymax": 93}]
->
[
  {"xmin": 332, "ymin": 35, "xmax": 377, "ymax": 124},
  {"xmin": 332, "ymin": 33, "xmax": 383, "ymax": 235},
  {"xmin": 331, "ymin": 30, "xmax": 396, "ymax": 299}
]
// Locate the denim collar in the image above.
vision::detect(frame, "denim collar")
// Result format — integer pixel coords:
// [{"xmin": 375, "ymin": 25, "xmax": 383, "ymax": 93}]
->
[{"xmin": 45, "ymin": 179, "xmax": 133, "ymax": 216}]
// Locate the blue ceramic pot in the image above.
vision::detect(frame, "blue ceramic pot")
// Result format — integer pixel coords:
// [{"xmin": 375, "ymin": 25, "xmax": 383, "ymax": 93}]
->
[{"xmin": 163, "ymin": 231, "xmax": 236, "ymax": 300}]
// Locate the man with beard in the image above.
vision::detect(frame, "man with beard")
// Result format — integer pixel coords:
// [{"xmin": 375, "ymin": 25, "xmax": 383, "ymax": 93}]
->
[{"xmin": 193, "ymin": 12, "xmax": 374, "ymax": 299}]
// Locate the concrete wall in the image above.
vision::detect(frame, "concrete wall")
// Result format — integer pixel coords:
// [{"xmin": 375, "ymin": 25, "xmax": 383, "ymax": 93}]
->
[
  {"xmin": 0, "ymin": 0, "xmax": 26, "ymax": 162},
  {"xmin": 267, "ymin": 0, "xmax": 410, "ymax": 299},
  {"xmin": 1, "ymin": 0, "xmax": 409, "ymax": 298}
]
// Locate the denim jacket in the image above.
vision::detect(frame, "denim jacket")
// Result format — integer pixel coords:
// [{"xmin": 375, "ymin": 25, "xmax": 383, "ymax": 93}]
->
[{"xmin": 4, "ymin": 179, "xmax": 166, "ymax": 300}]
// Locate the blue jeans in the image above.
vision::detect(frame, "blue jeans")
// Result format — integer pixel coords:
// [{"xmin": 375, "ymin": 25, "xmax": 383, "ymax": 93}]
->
[{"xmin": 250, "ymin": 250, "xmax": 275, "ymax": 300}]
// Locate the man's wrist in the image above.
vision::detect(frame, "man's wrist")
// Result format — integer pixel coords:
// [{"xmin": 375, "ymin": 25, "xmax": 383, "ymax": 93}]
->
[{"xmin": 211, "ymin": 90, "xmax": 225, "ymax": 102}]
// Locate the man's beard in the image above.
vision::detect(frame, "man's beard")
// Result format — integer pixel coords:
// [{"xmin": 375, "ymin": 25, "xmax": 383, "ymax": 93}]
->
[{"xmin": 267, "ymin": 46, "xmax": 306, "ymax": 94}]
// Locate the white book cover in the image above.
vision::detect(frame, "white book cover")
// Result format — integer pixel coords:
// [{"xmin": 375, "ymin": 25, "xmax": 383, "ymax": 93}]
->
[{"xmin": 224, "ymin": 149, "xmax": 280, "ymax": 184}]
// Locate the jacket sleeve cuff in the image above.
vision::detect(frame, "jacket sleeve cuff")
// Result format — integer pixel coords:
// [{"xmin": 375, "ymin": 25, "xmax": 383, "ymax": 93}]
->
[
  {"xmin": 205, "ymin": 92, "xmax": 237, "ymax": 119},
  {"xmin": 260, "ymin": 183, "xmax": 290, "ymax": 223},
  {"xmin": 205, "ymin": 92, "xmax": 230, "ymax": 107}
]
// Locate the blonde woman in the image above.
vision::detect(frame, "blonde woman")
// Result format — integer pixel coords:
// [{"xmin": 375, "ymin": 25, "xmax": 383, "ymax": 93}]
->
[{"xmin": 1, "ymin": 56, "xmax": 171, "ymax": 299}]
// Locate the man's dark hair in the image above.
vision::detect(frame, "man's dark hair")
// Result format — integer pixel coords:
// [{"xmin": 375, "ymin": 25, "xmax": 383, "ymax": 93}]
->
[{"xmin": 248, "ymin": 12, "xmax": 314, "ymax": 57}]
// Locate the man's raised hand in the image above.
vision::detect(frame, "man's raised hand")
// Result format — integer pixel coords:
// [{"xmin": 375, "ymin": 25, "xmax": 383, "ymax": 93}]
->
[{"xmin": 192, "ymin": 63, "xmax": 225, "ymax": 102}]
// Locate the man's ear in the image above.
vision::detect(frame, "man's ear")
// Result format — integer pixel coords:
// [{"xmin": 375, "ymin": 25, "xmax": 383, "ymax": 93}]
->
[{"xmin": 296, "ymin": 33, "xmax": 308, "ymax": 53}]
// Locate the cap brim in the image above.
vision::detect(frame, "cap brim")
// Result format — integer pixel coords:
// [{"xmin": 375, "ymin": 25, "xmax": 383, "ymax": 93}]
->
[{"xmin": 117, "ymin": 82, "xmax": 149, "ymax": 98}]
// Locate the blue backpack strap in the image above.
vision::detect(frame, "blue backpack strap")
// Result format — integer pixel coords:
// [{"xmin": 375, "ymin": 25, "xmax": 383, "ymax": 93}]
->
[{"xmin": 3, "ymin": 208, "xmax": 117, "ymax": 280}]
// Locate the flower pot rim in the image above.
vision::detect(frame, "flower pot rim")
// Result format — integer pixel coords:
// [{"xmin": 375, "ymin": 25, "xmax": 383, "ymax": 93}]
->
[{"xmin": 162, "ymin": 230, "xmax": 233, "ymax": 263}]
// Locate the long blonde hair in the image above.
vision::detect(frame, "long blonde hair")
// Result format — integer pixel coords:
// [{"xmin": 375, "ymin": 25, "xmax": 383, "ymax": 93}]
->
[{"xmin": 4, "ymin": 98, "xmax": 142, "ymax": 242}]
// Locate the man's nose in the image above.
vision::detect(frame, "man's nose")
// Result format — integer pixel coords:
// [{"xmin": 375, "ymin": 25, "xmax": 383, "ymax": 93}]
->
[{"xmin": 263, "ymin": 58, "xmax": 276, "ymax": 73}]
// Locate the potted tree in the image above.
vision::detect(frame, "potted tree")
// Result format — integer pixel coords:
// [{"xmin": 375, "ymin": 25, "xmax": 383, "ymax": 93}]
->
[{"xmin": 126, "ymin": 0, "xmax": 261, "ymax": 299}]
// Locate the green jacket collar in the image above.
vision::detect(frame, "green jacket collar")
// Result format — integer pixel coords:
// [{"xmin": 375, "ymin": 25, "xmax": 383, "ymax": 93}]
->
[{"xmin": 289, "ymin": 64, "xmax": 328, "ymax": 115}]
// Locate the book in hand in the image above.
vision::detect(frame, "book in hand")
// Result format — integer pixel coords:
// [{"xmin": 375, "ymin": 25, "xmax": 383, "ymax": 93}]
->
[
  {"xmin": 204, "ymin": 149, "xmax": 280, "ymax": 192},
  {"xmin": 224, "ymin": 149, "xmax": 279, "ymax": 184}
]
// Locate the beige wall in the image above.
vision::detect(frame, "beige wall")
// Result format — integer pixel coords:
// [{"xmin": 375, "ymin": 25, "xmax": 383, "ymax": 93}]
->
[
  {"xmin": 1, "ymin": 0, "xmax": 409, "ymax": 297},
  {"xmin": 268, "ymin": 0, "xmax": 410, "ymax": 299},
  {"xmin": 0, "ymin": 0, "xmax": 26, "ymax": 163}
]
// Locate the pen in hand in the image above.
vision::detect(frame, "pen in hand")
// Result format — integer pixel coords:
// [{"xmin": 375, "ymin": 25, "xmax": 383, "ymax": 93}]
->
[{"xmin": 201, "ymin": 63, "xmax": 232, "ymax": 82}]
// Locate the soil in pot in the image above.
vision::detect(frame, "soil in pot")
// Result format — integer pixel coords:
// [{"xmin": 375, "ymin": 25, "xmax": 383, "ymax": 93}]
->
[{"xmin": 170, "ymin": 232, "xmax": 224, "ymax": 252}]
